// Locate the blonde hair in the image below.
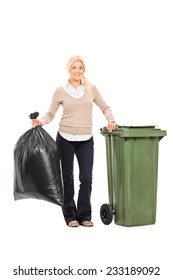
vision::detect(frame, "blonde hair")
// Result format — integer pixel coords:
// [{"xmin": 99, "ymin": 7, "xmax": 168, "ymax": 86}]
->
[{"xmin": 66, "ymin": 55, "xmax": 92, "ymax": 96}]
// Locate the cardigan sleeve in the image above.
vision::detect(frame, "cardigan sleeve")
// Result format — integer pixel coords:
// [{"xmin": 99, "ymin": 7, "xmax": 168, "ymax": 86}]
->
[
  {"xmin": 40, "ymin": 88, "xmax": 61, "ymax": 125},
  {"xmin": 92, "ymin": 85, "xmax": 115, "ymax": 122}
]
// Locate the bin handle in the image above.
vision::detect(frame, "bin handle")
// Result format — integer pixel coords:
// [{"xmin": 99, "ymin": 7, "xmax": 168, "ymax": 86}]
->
[{"xmin": 100, "ymin": 125, "xmax": 119, "ymax": 132}]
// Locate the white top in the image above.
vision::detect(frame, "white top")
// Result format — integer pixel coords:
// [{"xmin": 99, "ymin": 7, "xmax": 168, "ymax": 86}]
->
[{"xmin": 60, "ymin": 82, "xmax": 92, "ymax": 141}]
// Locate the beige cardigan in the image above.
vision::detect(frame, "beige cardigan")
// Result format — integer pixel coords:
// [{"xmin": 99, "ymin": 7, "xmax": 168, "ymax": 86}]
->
[{"xmin": 40, "ymin": 84, "xmax": 115, "ymax": 135}]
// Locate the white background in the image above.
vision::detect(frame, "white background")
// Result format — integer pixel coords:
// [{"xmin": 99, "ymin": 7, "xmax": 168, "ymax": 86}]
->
[{"xmin": 0, "ymin": 0, "xmax": 173, "ymax": 279}]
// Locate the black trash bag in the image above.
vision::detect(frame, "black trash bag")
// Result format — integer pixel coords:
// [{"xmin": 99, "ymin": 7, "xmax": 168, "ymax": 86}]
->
[{"xmin": 14, "ymin": 112, "xmax": 63, "ymax": 206}]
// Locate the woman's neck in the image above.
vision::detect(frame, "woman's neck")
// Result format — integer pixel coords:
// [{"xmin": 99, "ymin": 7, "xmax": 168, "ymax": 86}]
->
[{"xmin": 69, "ymin": 79, "xmax": 81, "ymax": 89}]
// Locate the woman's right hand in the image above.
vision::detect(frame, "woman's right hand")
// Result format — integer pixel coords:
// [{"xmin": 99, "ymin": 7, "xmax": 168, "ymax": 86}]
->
[{"xmin": 31, "ymin": 119, "xmax": 42, "ymax": 128}]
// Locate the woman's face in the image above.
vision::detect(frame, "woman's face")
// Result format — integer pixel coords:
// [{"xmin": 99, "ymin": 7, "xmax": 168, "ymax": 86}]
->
[{"xmin": 69, "ymin": 60, "xmax": 85, "ymax": 82}]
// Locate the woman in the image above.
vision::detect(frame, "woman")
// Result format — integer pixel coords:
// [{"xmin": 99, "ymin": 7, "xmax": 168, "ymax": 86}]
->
[{"xmin": 32, "ymin": 55, "xmax": 117, "ymax": 227}]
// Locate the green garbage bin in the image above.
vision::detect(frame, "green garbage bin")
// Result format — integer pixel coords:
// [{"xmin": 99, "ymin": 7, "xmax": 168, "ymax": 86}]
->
[{"xmin": 100, "ymin": 126, "xmax": 167, "ymax": 227}]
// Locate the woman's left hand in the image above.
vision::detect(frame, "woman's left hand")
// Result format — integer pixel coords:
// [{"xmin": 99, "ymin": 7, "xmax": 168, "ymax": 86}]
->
[{"xmin": 107, "ymin": 121, "xmax": 118, "ymax": 132}]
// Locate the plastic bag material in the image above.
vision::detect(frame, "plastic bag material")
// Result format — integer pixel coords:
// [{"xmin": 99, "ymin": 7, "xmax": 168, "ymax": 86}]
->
[{"xmin": 14, "ymin": 125, "xmax": 63, "ymax": 206}]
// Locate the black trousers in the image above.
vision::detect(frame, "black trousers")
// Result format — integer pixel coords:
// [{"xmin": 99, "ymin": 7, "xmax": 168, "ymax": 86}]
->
[{"xmin": 56, "ymin": 133, "xmax": 94, "ymax": 224}]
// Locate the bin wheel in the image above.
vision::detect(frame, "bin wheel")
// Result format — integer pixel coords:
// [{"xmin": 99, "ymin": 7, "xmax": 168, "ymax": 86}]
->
[{"xmin": 100, "ymin": 204, "xmax": 113, "ymax": 225}]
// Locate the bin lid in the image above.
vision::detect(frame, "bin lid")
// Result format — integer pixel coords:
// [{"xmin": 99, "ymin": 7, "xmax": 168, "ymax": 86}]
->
[{"xmin": 100, "ymin": 125, "xmax": 167, "ymax": 138}]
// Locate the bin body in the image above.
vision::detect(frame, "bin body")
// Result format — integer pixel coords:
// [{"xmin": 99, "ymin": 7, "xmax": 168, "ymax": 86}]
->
[{"xmin": 101, "ymin": 126, "xmax": 166, "ymax": 226}]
